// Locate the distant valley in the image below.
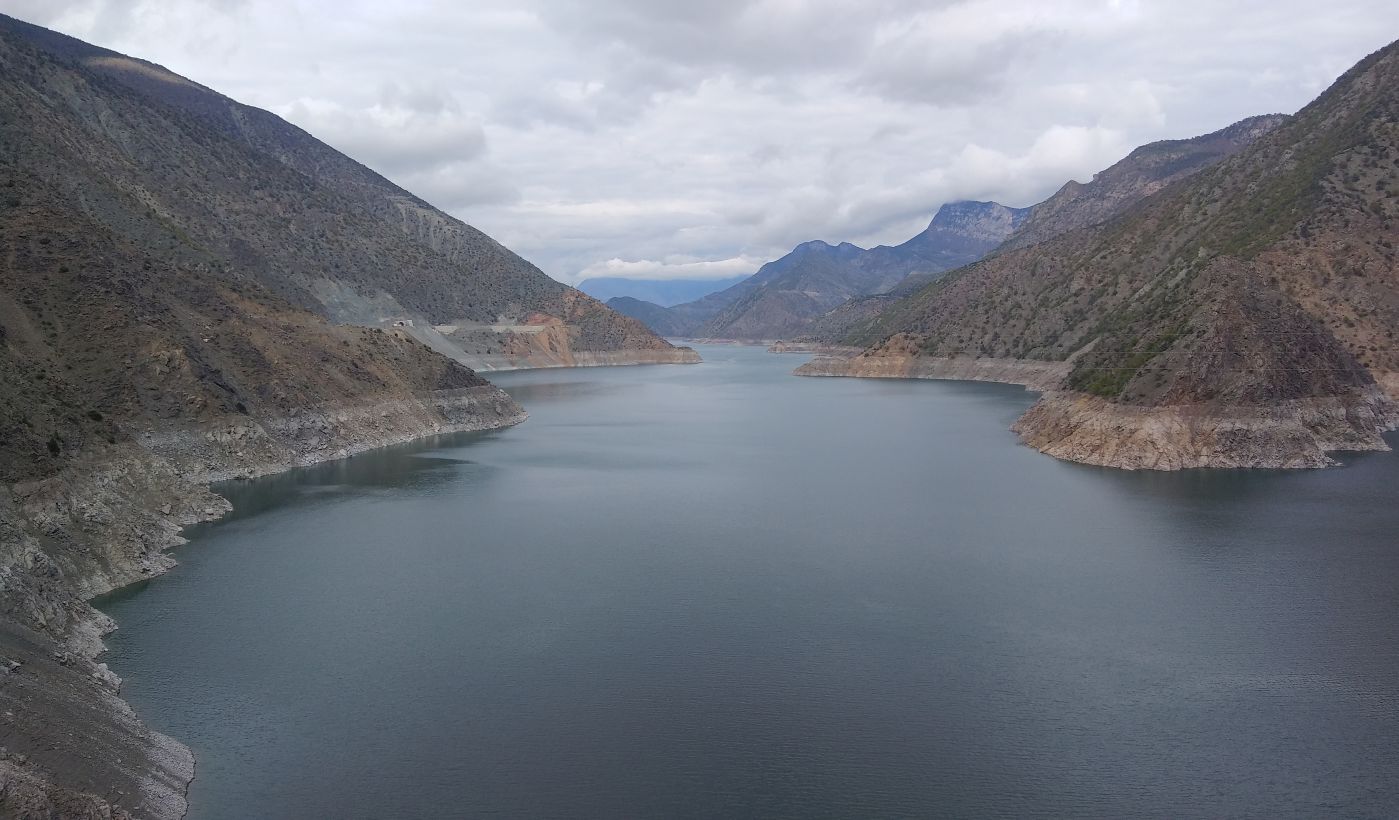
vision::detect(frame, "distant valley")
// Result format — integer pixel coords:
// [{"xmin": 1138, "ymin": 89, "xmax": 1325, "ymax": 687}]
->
[
  {"xmin": 610, "ymin": 200, "xmax": 1028, "ymax": 341},
  {"xmin": 2, "ymin": 7, "xmax": 1397, "ymax": 819},
  {"xmin": 577, "ymin": 275, "xmax": 749, "ymax": 307}
]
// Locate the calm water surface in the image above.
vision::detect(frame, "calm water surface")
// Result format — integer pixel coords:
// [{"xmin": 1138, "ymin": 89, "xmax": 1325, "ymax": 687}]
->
[{"xmin": 99, "ymin": 345, "xmax": 1399, "ymax": 818}]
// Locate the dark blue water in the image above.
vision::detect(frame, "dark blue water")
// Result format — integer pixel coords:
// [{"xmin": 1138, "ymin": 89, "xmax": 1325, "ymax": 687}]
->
[{"xmin": 99, "ymin": 346, "xmax": 1399, "ymax": 818}]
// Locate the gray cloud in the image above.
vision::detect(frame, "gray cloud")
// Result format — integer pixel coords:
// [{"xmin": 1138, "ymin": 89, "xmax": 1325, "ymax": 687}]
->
[
  {"xmin": 12, "ymin": 0, "xmax": 1398, "ymax": 284},
  {"xmin": 286, "ymin": 101, "xmax": 488, "ymax": 176}
]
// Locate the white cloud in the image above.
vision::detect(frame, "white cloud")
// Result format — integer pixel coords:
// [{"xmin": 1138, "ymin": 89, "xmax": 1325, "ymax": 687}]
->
[
  {"xmin": 577, "ymin": 255, "xmax": 765, "ymax": 284},
  {"xmin": 15, "ymin": 0, "xmax": 1399, "ymax": 283},
  {"xmin": 282, "ymin": 97, "xmax": 487, "ymax": 176}
]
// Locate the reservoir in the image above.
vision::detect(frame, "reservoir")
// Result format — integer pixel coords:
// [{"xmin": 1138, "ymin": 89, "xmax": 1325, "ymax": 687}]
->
[{"xmin": 99, "ymin": 345, "xmax": 1399, "ymax": 818}]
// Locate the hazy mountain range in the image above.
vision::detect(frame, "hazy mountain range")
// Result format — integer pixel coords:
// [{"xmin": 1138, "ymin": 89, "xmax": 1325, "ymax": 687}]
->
[
  {"xmin": 610, "ymin": 201, "xmax": 1029, "ymax": 340},
  {"xmin": 577, "ymin": 275, "xmax": 749, "ymax": 307}
]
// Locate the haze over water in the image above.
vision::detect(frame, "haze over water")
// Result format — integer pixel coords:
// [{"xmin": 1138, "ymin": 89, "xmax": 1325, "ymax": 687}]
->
[{"xmin": 100, "ymin": 346, "xmax": 1399, "ymax": 818}]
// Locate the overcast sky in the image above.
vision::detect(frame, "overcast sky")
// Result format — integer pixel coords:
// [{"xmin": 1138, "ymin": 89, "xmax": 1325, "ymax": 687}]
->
[{"xmin": 7, "ymin": 1, "xmax": 1397, "ymax": 284}]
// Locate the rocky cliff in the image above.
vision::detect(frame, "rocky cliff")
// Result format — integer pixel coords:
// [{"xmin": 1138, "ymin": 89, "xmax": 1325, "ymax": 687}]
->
[{"xmin": 799, "ymin": 41, "xmax": 1399, "ymax": 470}]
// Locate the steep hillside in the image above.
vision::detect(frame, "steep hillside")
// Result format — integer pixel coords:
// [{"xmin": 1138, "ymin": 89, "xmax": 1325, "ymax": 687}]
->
[
  {"xmin": 0, "ymin": 160, "xmax": 526, "ymax": 819},
  {"xmin": 797, "ymin": 115, "xmax": 1291, "ymax": 347},
  {"xmin": 630, "ymin": 201, "xmax": 1027, "ymax": 340},
  {"xmin": 0, "ymin": 16, "xmax": 615, "ymax": 819},
  {"xmin": 801, "ymin": 41, "xmax": 1399, "ymax": 470},
  {"xmin": 0, "ymin": 13, "xmax": 696, "ymax": 371},
  {"xmin": 1004, "ymin": 114, "xmax": 1290, "ymax": 250}
]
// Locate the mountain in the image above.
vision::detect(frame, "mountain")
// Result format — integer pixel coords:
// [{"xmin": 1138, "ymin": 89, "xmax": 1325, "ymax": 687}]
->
[
  {"xmin": 0, "ymin": 14, "xmax": 689, "ymax": 818},
  {"xmin": 0, "ymin": 14, "xmax": 695, "ymax": 372},
  {"xmin": 1004, "ymin": 114, "xmax": 1290, "ymax": 250},
  {"xmin": 610, "ymin": 282, "xmax": 754, "ymax": 339},
  {"xmin": 604, "ymin": 296, "xmax": 694, "ymax": 336},
  {"xmin": 624, "ymin": 201, "xmax": 1028, "ymax": 340},
  {"xmin": 799, "ymin": 40, "xmax": 1399, "ymax": 471},
  {"xmin": 797, "ymin": 115, "xmax": 1292, "ymax": 347},
  {"xmin": 697, "ymin": 201, "xmax": 1029, "ymax": 340},
  {"xmin": 578, "ymin": 275, "xmax": 748, "ymax": 306}
]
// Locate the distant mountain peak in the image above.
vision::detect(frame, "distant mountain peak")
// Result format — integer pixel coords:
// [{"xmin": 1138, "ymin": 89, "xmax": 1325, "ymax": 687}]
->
[{"xmin": 922, "ymin": 200, "xmax": 1030, "ymax": 242}]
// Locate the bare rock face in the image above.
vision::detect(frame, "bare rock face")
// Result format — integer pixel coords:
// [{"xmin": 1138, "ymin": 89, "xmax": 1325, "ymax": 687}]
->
[{"xmin": 812, "ymin": 40, "xmax": 1399, "ymax": 471}]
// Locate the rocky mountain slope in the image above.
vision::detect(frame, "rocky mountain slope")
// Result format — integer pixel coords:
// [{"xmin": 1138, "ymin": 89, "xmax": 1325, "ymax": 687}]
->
[
  {"xmin": 0, "ymin": 13, "xmax": 695, "ymax": 371},
  {"xmin": 0, "ymin": 14, "xmax": 677, "ymax": 818},
  {"xmin": 798, "ymin": 115, "xmax": 1291, "ymax": 347},
  {"xmin": 613, "ymin": 201, "xmax": 1026, "ymax": 340},
  {"xmin": 1003, "ymin": 114, "xmax": 1290, "ymax": 250},
  {"xmin": 0, "ymin": 153, "xmax": 524, "ymax": 819},
  {"xmin": 800, "ymin": 41, "xmax": 1399, "ymax": 470}
]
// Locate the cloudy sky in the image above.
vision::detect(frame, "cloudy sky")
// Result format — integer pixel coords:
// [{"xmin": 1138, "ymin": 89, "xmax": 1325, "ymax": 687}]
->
[{"xmin": 7, "ymin": 1, "xmax": 1397, "ymax": 285}]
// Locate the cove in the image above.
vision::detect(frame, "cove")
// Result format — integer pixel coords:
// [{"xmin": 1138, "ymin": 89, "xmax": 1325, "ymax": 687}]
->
[{"xmin": 98, "ymin": 345, "xmax": 1399, "ymax": 819}]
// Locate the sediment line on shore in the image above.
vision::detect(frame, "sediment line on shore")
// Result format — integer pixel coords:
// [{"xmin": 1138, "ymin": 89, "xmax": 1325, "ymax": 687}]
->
[
  {"xmin": 1, "ymin": 385, "xmax": 526, "ymax": 820},
  {"xmin": 794, "ymin": 353, "xmax": 1397, "ymax": 470}
]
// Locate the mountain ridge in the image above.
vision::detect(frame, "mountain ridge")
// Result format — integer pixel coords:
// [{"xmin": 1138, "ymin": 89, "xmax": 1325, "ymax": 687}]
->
[
  {"xmin": 799, "ymin": 40, "xmax": 1399, "ymax": 470},
  {"xmin": 0, "ymin": 12, "xmax": 695, "ymax": 371},
  {"xmin": 612, "ymin": 200, "xmax": 1028, "ymax": 340}
]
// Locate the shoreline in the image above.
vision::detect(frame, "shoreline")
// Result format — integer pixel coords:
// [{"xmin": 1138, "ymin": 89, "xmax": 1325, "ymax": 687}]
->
[
  {"xmin": 794, "ymin": 353, "xmax": 1398, "ymax": 470},
  {"xmin": 4, "ymin": 349, "xmax": 714, "ymax": 819},
  {"xmin": 462, "ymin": 347, "xmax": 702, "ymax": 372},
  {"xmin": 2, "ymin": 384, "xmax": 531, "ymax": 819}
]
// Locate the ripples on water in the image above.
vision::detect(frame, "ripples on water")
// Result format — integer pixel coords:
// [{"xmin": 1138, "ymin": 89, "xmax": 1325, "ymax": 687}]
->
[{"xmin": 100, "ymin": 346, "xmax": 1399, "ymax": 819}]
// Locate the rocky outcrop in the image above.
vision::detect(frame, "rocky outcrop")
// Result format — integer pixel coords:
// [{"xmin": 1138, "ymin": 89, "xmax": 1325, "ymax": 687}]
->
[{"xmin": 1012, "ymin": 390, "xmax": 1396, "ymax": 470}]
